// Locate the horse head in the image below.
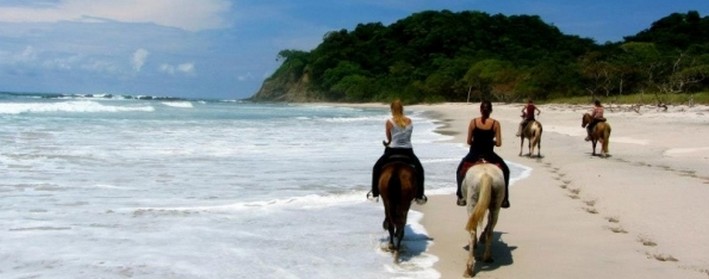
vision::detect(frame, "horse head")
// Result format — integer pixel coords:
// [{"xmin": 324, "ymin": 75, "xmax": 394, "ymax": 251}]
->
[{"xmin": 581, "ymin": 113, "xmax": 591, "ymax": 128}]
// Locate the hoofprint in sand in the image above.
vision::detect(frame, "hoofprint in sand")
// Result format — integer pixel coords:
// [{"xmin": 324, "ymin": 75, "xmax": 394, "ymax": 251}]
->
[{"xmin": 410, "ymin": 102, "xmax": 709, "ymax": 278}]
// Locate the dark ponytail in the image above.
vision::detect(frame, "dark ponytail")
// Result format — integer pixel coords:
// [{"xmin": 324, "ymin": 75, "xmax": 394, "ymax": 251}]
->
[{"xmin": 480, "ymin": 100, "xmax": 493, "ymax": 117}]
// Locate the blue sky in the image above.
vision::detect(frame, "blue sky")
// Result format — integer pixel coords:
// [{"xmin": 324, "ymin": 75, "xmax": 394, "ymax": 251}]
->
[{"xmin": 0, "ymin": 0, "xmax": 707, "ymax": 100}]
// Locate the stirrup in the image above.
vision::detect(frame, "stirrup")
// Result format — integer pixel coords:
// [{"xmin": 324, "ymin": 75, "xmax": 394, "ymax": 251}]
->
[
  {"xmin": 415, "ymin": 195, "xmax": 428, "ymax": 205},
  {"xmin": 366, "ymin": 191, "xmax": 379, "ymax": 202},
  {"xmin": 501, "ymin": 200, "xmax": 510, "ymax": 208}
]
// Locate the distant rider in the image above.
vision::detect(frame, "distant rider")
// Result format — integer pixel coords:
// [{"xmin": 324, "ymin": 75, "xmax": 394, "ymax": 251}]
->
[
  {"xmin": 516, "ymin": 99, "xmax": 541, "ymax": 136},
  {"xmin": 585, "ymin": 100, "xmax": 605, "ymax": 141}
]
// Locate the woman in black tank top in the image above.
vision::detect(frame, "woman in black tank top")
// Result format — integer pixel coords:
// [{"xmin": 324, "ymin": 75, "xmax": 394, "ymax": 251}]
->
[{"xmin": 455, "ymin": 101, "xmax": 511, "ymax": 208}]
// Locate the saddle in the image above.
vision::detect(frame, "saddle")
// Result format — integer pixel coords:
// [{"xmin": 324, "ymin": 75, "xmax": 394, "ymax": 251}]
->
[
  {"xmin": 383, "ymin": 154, "xmax": 416, "ymax": 169},
  {"xmin": 589, "ymin": 117, "xmax": 607, "ymax": 129},
  {"xmin": 522, "ymin": 120, "xmax": 534, "ymax": 131},
  {"xmin": 459, "ymin": 159, "xmax": 501, "ymax": 178}
]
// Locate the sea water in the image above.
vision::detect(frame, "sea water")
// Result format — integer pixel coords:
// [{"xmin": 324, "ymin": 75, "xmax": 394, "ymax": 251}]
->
[{"xmin": 0, "ymin": 92, "xmax": 529, "ymax": 278}]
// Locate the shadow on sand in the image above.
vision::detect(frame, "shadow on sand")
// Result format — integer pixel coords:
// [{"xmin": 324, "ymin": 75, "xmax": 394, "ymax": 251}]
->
[{"xmin": 464, "ymin": 231, "xmax": 516, "ymax": 275}]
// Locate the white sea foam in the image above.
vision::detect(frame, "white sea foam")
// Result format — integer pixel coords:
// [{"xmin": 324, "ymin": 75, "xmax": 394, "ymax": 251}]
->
[
  {"xmin": 0, "ymin": 100, "xmax": 154, "ymax": 114},
  {"xmin": 161, "ymin": 101, "xmax": 194, "ymax": 108}
]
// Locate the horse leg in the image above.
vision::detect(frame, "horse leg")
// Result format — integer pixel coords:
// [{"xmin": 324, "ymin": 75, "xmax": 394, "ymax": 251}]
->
[
  {"xmin": 527, "ymin": 139, "xmax": 533, "ymax": 157},
  {"xmin": 591, "ymin": 139, "xmax": 598, "ymax": 156},
  {"xmin": 531, "ymin": 136, "xmax": 542, "ymax": 157},
  {"xmin": 464, "ymin": 229, "xmax": 477, "ymax": 278},
  {"xmin": 482, "ymin": 209, "xmax": 499, "ymax": 263},
  {"xmin": 519, "ymin": 135, "xmax": 524, "ymax": 156},
  {"xmin": 396, "ymin": 212, "xmax": 407, "ymax": 251},
  {"xmin": 601, "ymin": 129, "xmax": 610, "ymax": 157},
  {"xmin": 536, "ymin": 136, "xmax": 542, "ymax": 157},
  {"xmin": 387, "ymin": 222, "xmax": 396, "ymax": 251}
]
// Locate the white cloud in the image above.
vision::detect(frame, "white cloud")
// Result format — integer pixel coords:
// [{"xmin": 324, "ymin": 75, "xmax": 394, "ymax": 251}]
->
[
  {"xmin": 42, "ymin": 55, "xmax": 82, "ymax": 70},
  {"xmin": 18, "ymin": 46, "xmax": 38, "ymax": 62},
  {"xmin": 0, "ymin": 0, "xmax": 231, "ymax": 31},
  {"xmin": 131, "ymin": 48, "xmax": 149, "ymax": 72},
  {"xmin": 160, "ymin": 62, "xmax": 195, "ymax": 75},
  {"xmin": 177, "ymin": 63, "xmax": 194, "ymax": 74}
]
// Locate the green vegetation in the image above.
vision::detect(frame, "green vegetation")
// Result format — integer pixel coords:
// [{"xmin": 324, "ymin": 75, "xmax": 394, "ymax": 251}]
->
[
  {"xmin": 250, "ymin": 10, "xmax": 709, "ymax": 105},
  {"xmin": 545, "ymin": 91, "xmax": 709, "ymax": 105}
]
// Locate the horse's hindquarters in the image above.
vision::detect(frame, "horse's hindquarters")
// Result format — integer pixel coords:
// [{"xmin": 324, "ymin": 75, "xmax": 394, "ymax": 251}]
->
[
  {"xmin": 378, "ymin": 162, "xmax": 416, "ymax": 254},
  {"xmin": 462, "ymin": 163, "xmax": 505, "ymax": 276}
]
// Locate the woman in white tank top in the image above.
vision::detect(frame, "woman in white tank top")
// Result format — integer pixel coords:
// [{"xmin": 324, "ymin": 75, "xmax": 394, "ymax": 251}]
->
[{"xmin": 368, "ymin": 100, "xmax": 426, "ymax": 204}]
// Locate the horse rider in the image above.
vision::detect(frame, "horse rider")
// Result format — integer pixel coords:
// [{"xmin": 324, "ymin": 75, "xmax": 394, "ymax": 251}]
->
[
  {"xmin": 368, "ymin": 100, "xmax": 427, "ymax": 205},
  {"xmin": 585, "ymin": 100, "xmax": 605, "ymax": 141},
  {"xmin": 516, "ymin": 99, "xmax": 541, "ymax": 137},
  {"xmin": 456, "ymin": 101, "xmax": 511, "ymax": 208}
]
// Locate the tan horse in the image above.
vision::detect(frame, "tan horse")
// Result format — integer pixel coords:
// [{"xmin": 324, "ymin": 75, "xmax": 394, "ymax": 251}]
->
[
  {"xmin": 519, "ymin": 120, "xmax": 542, "ymax": 157},
  {"xmin": 581, "ymin": 113, "xmax": 611, "ymax": 157},
  {"xmin": 461, "ymin": 163, "xmax": 505, "ymax": 277},
  {"xmin": 378, "ymin": 161, "xmax": 417, "ymax": 262}
]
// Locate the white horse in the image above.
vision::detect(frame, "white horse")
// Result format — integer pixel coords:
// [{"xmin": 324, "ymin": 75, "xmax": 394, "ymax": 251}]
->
[{"xmin": 461, "ymin": 162, "xmax": 505, "ymax": 278}]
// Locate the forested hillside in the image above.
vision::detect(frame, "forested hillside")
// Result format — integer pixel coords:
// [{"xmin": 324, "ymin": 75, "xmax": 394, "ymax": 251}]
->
[{"xmin": 249, "ymin": 10, "xmax": 709, "ymax": 103}]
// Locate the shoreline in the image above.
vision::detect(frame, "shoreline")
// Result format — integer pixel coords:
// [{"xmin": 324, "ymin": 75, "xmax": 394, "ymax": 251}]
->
[{"xmin": 410, "ymin": 102, "xmax": 709, "ymax": 278}]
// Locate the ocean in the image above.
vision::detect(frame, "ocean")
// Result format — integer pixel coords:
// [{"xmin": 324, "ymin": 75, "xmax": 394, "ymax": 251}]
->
[{"xmin": 0, "ymin": 92, "xmax": 529, "ymax": 278}]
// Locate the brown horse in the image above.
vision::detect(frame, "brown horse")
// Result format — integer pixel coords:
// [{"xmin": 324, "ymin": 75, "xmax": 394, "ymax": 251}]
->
[
  {"xmin": 378, "ymin": 161, "xmax": 417, "ymax": 262},
  {"xmin": 519, "ymin": 120, "xmax": 542, "ymax": 157},
  {"xmin": 581, "ymin": 113, "xmax": 611, "ymax": 157},
  {"xmin": 461, "ymin": 163, "xmax": 505, "ymax": 277}
]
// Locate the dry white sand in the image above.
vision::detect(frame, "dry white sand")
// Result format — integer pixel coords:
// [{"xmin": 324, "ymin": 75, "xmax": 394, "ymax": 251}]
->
[{"xmin": 407, "ymin": 102, "xmax": 709, "ymax": 278}]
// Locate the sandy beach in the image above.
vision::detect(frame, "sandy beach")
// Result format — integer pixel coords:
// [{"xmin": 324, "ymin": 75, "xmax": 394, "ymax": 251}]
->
[{"xmin": 408, "ymin": 102, "xmax": 709, "ymax": 278}]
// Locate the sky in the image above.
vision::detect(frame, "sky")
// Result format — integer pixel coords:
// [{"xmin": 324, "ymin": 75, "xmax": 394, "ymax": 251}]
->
[{"xmin": 0, "ymin": 0, "xmax": 707, "ymax": 100}]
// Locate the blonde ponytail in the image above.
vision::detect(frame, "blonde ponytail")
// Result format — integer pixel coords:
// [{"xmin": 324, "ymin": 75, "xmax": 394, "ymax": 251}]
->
[{"xmin": 390, "ymin": 100, "xmax": 407, "ymax": 127}]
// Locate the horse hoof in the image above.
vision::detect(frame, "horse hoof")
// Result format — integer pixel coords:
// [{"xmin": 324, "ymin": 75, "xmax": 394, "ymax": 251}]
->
[
  {"xmin": 463, "ymin": 266, "xmax": 475, "ymax": 278},
  {"xmin": 415, "ymin": 195, "xmax": 428, "ymax": 205}
]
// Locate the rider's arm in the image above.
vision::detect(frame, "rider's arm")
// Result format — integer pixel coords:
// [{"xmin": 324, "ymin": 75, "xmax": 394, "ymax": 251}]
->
[
  {"xmin": 494, "ymin": 120, "xmax": 502, "ymax": 147},
  {"xmin": 384, "ymin": 120, "xmax": 393, "ymax": 146},
  {"xmin": 466, "ymin": 119, "xmax": 475, "ymax": 146}
]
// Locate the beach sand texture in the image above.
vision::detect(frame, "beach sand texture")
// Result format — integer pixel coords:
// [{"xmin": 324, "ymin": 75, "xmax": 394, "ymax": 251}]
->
[{"xmin": 410, "ymin": 103, "xmax": 709, "ymax": 278}]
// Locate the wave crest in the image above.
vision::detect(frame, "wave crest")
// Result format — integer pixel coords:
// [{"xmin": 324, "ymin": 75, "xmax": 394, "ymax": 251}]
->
[{"xmin": 0, "ymin": 101, "xmax": 155, "ymax": 114}]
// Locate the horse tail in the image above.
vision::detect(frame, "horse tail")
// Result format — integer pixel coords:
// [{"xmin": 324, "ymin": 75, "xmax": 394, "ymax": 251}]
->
[
  {"xmin": 531, "ymin": 123, "xmax": 542, "ymax": 145},
  {"xmin": 386, "ymin": 165, "xmax": 401, "ymax": 221},
  {"xmin": 466, "ymin": 173, "xmax": 492, "ymax": 232},
  {"xmin": 603, "ymin": 123, "xmax": 611, "ymax": 152}
]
